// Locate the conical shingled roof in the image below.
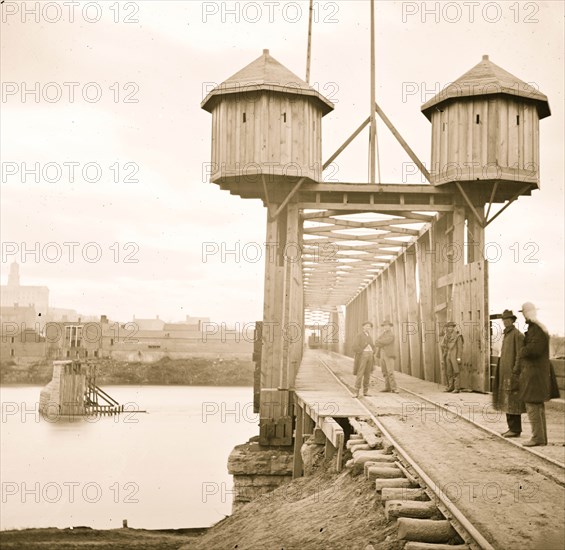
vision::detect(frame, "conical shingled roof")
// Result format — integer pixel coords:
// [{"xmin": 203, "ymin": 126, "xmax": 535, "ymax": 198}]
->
[
  {"xmin": 421, "ymin": 55, "xmax": 550, "ymax": 120},
  {"xmin": 201, "ymin": 49, "xmax": 334, "ymax": 116}
]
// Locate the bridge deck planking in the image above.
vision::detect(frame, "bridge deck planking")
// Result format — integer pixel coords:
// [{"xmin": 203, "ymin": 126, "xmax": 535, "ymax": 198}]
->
[{"xmin": 294, "ymin": 352, "xmax": 367, "ymax": 421}]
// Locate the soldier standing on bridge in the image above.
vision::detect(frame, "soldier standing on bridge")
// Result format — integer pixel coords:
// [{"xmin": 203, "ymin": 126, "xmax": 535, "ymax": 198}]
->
[
  {"xmin": 375, "ymin": 320, "xmax": 398, "ymax": 393},
  {"xmin": 440, "ymin": 321, "xmax": 463, "ymax": 393},
  {"xmin": 517, "ymin": 302, "xmax": 553, "ymax": 447},
  {"xmin": 352, "ymin": 321, "xmax": 376, "ymax": 398},
  {"xmin": 492, "ymin": 309, "xmax": 525, "ymax": 437}
]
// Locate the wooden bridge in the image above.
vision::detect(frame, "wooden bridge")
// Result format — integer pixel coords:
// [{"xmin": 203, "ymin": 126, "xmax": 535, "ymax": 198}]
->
[
  {"xmin": 200, "ymin": 34, "xmax": 551, "ymax": 449},
  {"xmin": 198, "ymin": 4, "xmax": 563, "ymax": 547}
]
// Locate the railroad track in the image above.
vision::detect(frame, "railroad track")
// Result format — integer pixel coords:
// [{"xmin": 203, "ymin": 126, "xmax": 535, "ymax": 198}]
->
[
  {"xmin": 318, "ymin": 355, "xmax": 565, "ymax": 550},
  {"xmin": 321, "ymin": 353, "xmax": 565, "ymax": 471},
  {"xmin": 383, "ymin": 376, "xmax": 564, "ymax": 472}
]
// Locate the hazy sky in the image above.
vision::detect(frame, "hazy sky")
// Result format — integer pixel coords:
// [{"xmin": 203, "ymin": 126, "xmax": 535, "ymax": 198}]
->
[{"xmin": 1, "ymin": 1, "xmax": 563, "ymax": 333}]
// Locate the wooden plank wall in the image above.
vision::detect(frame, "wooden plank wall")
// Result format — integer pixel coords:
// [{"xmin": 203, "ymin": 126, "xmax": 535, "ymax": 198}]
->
[
  {"xmin": 344, "ymin": 211, "xmax": 490, "ymax": 391},
  {"xmin": 60, "ymin": 363, "xmax": 86, "ymax": 416},
  {"xmin": 451, "ymin": 259, "xmax": 490, "ymax": 392},
  {"xmin": 430, "ymin": 97, "xmax": 539, "ymax": 185},
  {"xmin": 212, "ymin": 93, "xmax": 323, "ymax": 182}
]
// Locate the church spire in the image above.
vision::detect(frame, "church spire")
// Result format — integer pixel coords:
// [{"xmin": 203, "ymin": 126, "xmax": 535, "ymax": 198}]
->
[{"xmin": 8, "ymin": 262, "xmax": 20, "ymax": 287}]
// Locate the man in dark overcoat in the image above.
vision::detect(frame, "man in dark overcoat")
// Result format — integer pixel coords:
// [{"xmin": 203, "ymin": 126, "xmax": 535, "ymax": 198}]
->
[
  {"xmin": 375, "ymin": 320, "xmax": 398, "ymax": 393},
  {"xmin": 492, "ymin": 309, "xmax": 525, "ymax": 437},
  {"xmin": 352, "ymin": 321, "xmax": 376, "ymax": 398},
  {"xmin": 516, "ymin": 302, "xmax": 552, "ymax": 447}
]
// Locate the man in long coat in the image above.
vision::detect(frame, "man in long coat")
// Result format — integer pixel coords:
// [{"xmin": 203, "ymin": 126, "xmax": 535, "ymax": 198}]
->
[
  {"xmin": 517, "ymin": 302, "xmax": 552, "ymax": 447},
  {"xmin": 492, "ymin": 309, "xmax": 525, "ymax": 437},
  {"xmin": 375, "ymin": 320, "xmax": 398, "ymax": 393},
  {"xmin": 440, "ymin": 321, "xmax": 464, "ymax": 393},
  {"xmin": 352, "ymin": 321, "xmax": 376, "ymax": 398}
]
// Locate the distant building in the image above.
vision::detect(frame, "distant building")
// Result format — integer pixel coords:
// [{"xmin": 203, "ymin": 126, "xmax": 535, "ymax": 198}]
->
[
  {"xmin": 48, "ymin": 307, "xmax": 79, "ymax": 323},
  {"xmin": 44, "ymin": 315, "xmax": 114, "ymax": 360},
  {"xmin": 185, "ymin": 315, "xmax": 211, "ymax": 330},
  {"xmin": 0, "ymin": 263, "xmax": 49, "ymax": 319},
  {"xmin": 0, "ymin": 328, "xmax": 46, "ymax": 365},
  {"xmin": 0, "ymin": 304, "xmax": 38, "ymax": 327},
  {"xmin": 132, "ymin": 316, "xmax": 166, "ymax": 331}
]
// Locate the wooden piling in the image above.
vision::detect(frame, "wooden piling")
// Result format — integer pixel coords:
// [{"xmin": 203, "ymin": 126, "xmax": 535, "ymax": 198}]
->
[
  {"xmin": 397, "ymin": 518, "xmax": 457, "ymax": 543},
  {"xmin": 385, "ymin": 500, "xmax": 439, "ymax": 520},
  {"xmin": 404, "ymin": 543, "xmax": 470, "ymax": 550},
  {"xmin": 381, "ymin": 487, "xmax": 428, "ymax": 501},
  {"xmin": 366, "ymin": 466, "xmax": 403, "ymax": 480},
  {"xmin": 375, "ymin": 478, "xmax": 415, "ymax": 491}
]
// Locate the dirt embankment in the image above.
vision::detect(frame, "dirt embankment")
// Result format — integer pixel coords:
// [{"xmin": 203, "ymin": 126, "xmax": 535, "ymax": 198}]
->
[
  {"xmin": 0, "ymin": 356, "xmax": 254, "ymax": 386},
  {"xmin": 180, "ymin": 457, "xmax": 401, "ymax": 550}
]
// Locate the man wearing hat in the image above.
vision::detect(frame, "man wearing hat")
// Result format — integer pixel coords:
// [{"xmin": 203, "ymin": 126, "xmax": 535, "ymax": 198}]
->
[
  {"xmin": 492, "ymin": 310, "xmax": 525, "ymax": 437},
  {"xmin": 440, "ymin": 321, "xmax": 464, "ymax": 393},
  {"xmin": 352, "ymin": 321, "xmax": 376, "ymax": 398},
  {"xmin": 517, "ymin": 302, "xmax": 553, "ymax": 446},
  {"xmin": 375, "ymin": 319, "xmax": 398, "ymax": 393}
]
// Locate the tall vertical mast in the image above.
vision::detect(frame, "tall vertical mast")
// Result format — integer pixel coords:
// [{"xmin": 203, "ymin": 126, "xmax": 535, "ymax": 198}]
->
[
  {"xmin": 306, "ymin": 0, "xmax": 314, "ymax": 83},
  {"xmin": 369, "ymin": 0, "xmax": 376, "ymax": 183}
]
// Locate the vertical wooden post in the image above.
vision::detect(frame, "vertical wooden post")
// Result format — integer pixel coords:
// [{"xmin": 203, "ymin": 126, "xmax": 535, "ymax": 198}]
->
[
  {"xmin": 369, "ymin": 0, "xmax": 376, "ymax": 184},
  {"xmin": 466, "ymin": 206, "xmax": 485, "ymax": 263},
  {"xmin": 450, "ymin": 206, "xmax": 466, "ymax": 321},
  {"xmin": 405, "ymin": 244, "xmax": 422, "ymax": 379},
  {"xmin": 260, "ymin": 201, "xmax": 303, "ymax": 446},
  {"xmin": 417, "ymin": 235, "xmax": 436, "ymax": 382},
  {"xmin": 305, "ymin": 0, "xmax": 314, "ymax": 84},
  {"xmin": 303, "ymin": 411, "xmax": 315, "ymax": 438},
  {"xmin": 293, "ymin": 401, "xmax": 304, "ymax": 478},
  {"xmin": 394, "ymin": 255, "xmax": 410, "ymax": 373}
]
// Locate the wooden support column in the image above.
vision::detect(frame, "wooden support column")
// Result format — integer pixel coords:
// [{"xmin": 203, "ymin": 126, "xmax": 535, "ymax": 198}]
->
[
  {"xmin": 375, "ymin": 273, "xmax": 384, "ymax": 328},
  {"xmin": 259, "ymin": 202, "xmax": 301, "ymax": 446},
  {"xmin": 394, "ymin": 256, "xmax": 410, "ymax": 374},
  {"xmin": 466, "ymin": 204, "xmax": 485, "ymax": 263},
  {"xmin": 367, "ymin": 281, "xmax": 376, "ymax": 328},
  {"xmin": 280, "ymin": 202, "xmax": 303, "ymax": 390},
  {"xmin": 417, "ymin": 235, "xmax": 436, "ymax": 382},
  {"xmin": 303, "ymin": 410, "xmax": 315, "ymax": 437},
  {"xmin": 293, "ymin": 401, "xmax": 304, "ymax": 478},
  {"xmin": 404, "ymin": 244, "xmax": 422, "ymax": 379},
  {"xmin": 449, "ymin": 206, "xmax": 466, "ymax": 322}
]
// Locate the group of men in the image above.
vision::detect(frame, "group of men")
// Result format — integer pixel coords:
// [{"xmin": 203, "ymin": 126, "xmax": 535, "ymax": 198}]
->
[
  {"xmin": 352, "ymin": 319, "xmax": 398, "ymax": 398},
  {"xmin": 493, "ymin": 301, "xmax": 558, "ymax": 447},
  {"xmin": 352, "ymin": 301, "xmax": 557, "ymax": 447}
]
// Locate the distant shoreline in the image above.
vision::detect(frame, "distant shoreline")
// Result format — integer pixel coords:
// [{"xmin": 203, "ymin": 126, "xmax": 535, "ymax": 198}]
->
[
  {"xmin": 1, "ymin": 356, "xmax": 255, "ymax": 387},
  {"xmin": 0, "ymin": 526, "xmax": 207, "ymax": 548}
]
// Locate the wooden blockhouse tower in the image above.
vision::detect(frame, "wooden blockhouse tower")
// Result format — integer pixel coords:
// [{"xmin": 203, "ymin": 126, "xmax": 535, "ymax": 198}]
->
[
  {"xmin": 422, "ymin": 54, "xmax": 550, "ymax": 194},
  {"xmin": 201, "ymin": 49, "xmax": 334, "ymax": 187}
]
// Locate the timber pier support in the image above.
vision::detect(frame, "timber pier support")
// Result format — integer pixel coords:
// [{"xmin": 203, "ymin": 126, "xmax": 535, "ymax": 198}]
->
[{"xmin": 39, "ymin": 360, "xmax": 123, "ymax": 419}]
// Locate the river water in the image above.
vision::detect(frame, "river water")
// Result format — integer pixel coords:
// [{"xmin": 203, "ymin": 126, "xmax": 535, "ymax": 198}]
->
[{"xmin": 0, "ymin": 385, "xmax": 258, "ymax": 530}]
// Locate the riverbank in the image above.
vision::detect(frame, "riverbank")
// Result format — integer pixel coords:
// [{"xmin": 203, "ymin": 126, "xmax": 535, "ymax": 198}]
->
[
  {"xmin": 0, "ymin": 527, "xmax": 206, "ymax": 549},
  {"xmin": 0, "ymin": 356, "xmax": 254, "ymax": 386}
]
